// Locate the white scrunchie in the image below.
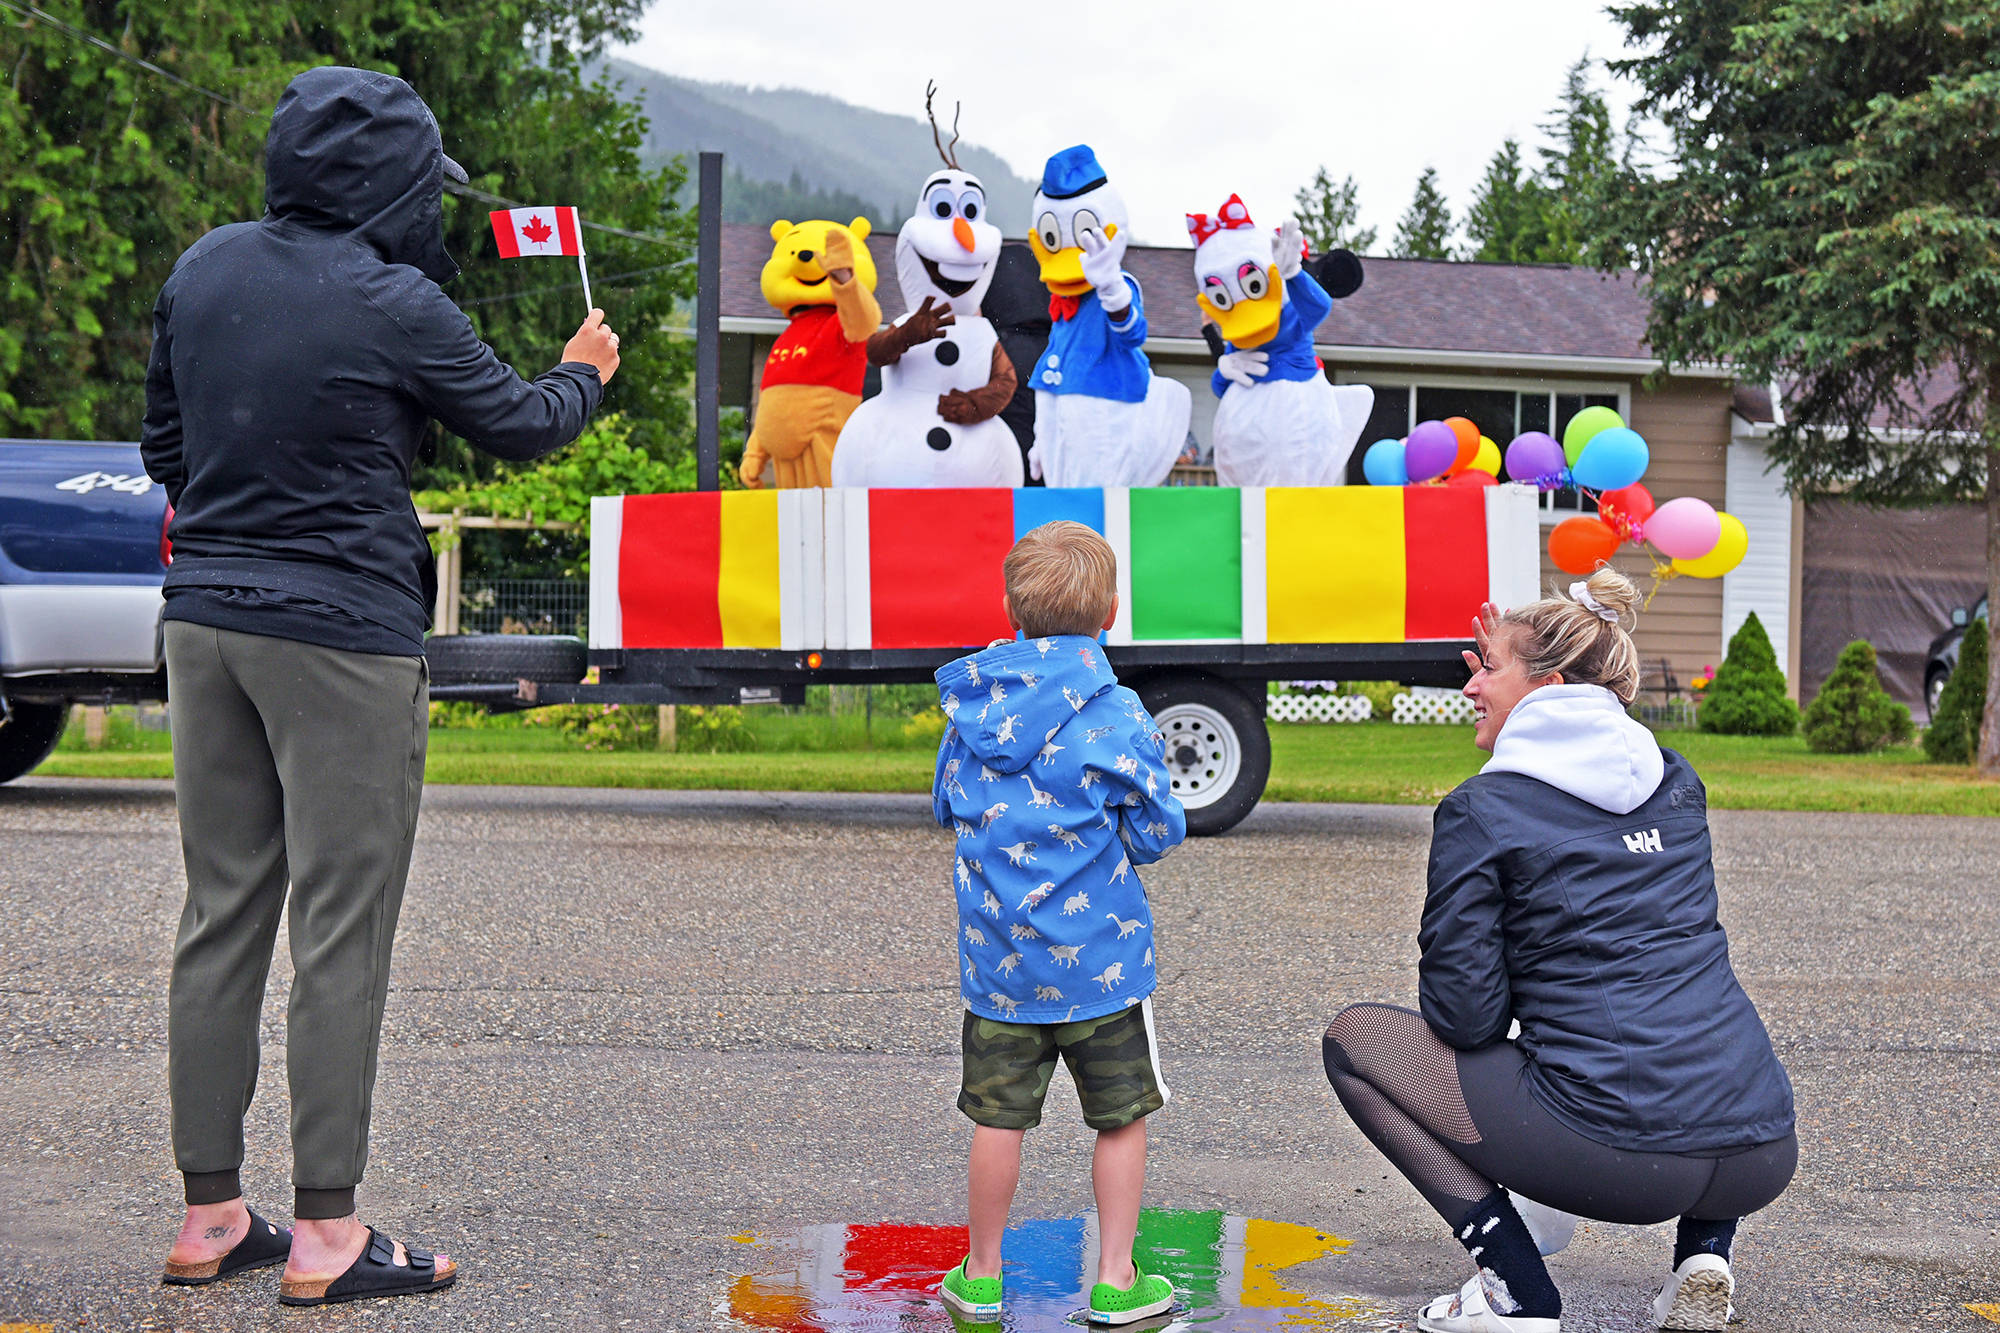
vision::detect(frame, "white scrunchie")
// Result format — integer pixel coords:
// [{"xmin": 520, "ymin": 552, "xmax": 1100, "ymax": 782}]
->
[{"xmin": 1569, "ymin": 581, "xmax": 1621, "ymax": 624}]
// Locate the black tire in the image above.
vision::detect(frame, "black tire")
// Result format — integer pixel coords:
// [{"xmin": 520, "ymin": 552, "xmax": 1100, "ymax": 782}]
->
[
  {"xmin": 0, "ymin": 701, "xmax": 69, "ymax": 784},
  {"xmin": 425, "ymin": 634, "xmax": 586, "ymax": 686},
  {"xmin": 1136, "ymin": 674, "xmax": 1271, "ymax": 837},
  {"xmin": 1926, "ymin": 668, "xmax": 1950, "ymax": 722}
]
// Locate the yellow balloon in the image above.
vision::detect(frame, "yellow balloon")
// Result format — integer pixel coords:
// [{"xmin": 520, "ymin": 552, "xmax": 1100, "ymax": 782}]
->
[
  {"xmin": 1473, "ymin": 436, "xmax": 1502, "ymax": 476},
  {"xmin": 1671, "ymin": 511, "xmax": 1748, "ymax": 578}
]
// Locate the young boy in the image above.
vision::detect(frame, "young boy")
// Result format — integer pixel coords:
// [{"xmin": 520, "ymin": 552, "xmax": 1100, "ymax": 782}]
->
[{"xmin": 930, "ymin": 520, "xmax": 1188, "ymax": 1324}]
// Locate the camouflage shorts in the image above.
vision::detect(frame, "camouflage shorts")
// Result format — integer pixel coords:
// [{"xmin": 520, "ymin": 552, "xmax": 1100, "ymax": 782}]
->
[{"xmin": 959, "ymin": 1000, "xmax": 1167, "ymax": 1132}]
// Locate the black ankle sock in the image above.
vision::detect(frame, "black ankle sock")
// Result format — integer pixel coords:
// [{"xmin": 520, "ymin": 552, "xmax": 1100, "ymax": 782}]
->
[
  {"xmin": 1452, "ymin": 1190, "xmax": 1562, "ymax": 1320},
  {"xmin": 1673, "ymin": 1216, "xmax": 1738, "ymax": 1270}
]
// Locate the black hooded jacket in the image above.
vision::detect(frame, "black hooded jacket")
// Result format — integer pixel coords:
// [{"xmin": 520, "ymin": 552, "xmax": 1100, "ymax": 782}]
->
[{"xmin": 141, "ymin": 66, "xmax": 603, "ymax": 654}]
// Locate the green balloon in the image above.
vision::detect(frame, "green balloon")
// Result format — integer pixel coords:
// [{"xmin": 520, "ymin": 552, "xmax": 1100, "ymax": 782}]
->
[{"xmin": 1562, "ymin": 405, "xmax": 1625, "ymax": 465}]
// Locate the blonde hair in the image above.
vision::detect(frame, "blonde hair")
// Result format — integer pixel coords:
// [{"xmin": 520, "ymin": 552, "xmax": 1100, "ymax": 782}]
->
[
  {"xmin": 1499, "ymin": 564, "xmax": 1643, "ymax": 704},
  {"xmin": 1003, "ymin": 521, "xmax": 1117, "ymax": 638}
]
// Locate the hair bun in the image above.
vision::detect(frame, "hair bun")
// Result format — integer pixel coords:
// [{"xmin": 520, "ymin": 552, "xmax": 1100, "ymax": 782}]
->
[{"xmin": 1582, "ymin": 564, "xmax": 1641, "ymax": 622}]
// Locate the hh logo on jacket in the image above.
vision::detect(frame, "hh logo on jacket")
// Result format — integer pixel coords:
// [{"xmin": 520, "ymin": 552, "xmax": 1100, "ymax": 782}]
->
[{"xmin": 1623, "ymin": 828, "xmax": 1664, "ymax": 854}]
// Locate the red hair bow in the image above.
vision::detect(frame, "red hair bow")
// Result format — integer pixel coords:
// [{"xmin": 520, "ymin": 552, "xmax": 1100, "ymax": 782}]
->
[{"xmin": 1185, "ymin": 193, "xmax": 1255, "ymax": 245}]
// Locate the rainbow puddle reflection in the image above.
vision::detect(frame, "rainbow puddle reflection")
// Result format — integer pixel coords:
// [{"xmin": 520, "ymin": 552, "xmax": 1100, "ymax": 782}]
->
[{"xmin": 724, "ymin": 1209, "xmax": 1397, "ymax": 1330}]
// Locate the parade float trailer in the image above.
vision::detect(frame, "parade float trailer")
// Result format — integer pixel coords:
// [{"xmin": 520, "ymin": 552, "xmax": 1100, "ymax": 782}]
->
[{"xmin": 434, "ymin": 482, "xmax": 1538, "ymax": 834}]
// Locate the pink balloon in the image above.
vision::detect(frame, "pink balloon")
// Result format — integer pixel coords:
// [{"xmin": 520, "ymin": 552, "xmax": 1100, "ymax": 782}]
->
[
  {"xmin": 1404, "ymin": 420, "xmax": 1460, "ymax": 483},
  {"xmin": 1646, "ymin": 496, "xmax": 1722, "ymax": 560}
]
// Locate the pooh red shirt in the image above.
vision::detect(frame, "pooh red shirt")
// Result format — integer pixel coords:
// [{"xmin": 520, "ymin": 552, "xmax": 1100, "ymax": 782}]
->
[{"xmin": 760, "ymin": 305, "xmax": 869, "ymax": 396}]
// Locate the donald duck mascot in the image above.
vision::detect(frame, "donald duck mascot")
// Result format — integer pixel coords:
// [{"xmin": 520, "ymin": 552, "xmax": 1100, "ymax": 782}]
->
[
  {"xmin": 1026, "ymin": 145, "xmax": 1191, "ymax": 488},
  {"xmin": 1189, "ymin": 194, "xmax": 1373, "ymax": 487}
]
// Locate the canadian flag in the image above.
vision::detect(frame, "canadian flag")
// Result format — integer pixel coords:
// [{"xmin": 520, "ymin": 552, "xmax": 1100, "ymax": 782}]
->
[{"xmin": 490, "ymin": 206, "xmax": 582, "ymax": 258}]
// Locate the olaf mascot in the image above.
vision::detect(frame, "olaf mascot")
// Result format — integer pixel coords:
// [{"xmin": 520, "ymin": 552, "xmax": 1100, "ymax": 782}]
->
[
  {"xmin": 832, "ymin": 96, "xmax": 1022, "ymax": 488},
  {"xmin": 1026, "ymin": 145, "xmax": 1191, "ymax": 488},
  {"xmin": 1189, "ymin": 194, "xmax": 1374, "ymax": 487}
]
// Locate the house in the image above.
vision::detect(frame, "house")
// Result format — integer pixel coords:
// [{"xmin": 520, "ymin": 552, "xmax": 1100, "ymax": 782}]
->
[{"xmin": 715, "ymin": 223, "xmax": 1947, "ymax": 704}]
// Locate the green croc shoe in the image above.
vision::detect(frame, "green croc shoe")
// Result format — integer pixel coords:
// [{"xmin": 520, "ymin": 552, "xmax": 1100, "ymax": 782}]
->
[
  {"xmin": 1088, "ymin": 1266, "xmax": 1176, "ymax": 1324},
  {"xmin": 940, "ymin": 1259, "xmax": 1003, "ymax": 1320}
]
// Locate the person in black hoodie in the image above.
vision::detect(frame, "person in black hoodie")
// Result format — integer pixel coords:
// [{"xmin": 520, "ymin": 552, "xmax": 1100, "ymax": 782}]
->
[
  {"xmin": 1320, "ymin": 567, "xmax": 1795, "ymax": 1333},
  {"xmin": 141, "ymin": 66, "xmax": 617, "ymax": 1305}
]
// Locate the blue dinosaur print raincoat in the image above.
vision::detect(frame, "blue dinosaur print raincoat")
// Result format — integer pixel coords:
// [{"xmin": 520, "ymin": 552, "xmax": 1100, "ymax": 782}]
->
[{"xmin": 934, "ymin": 634, "xmax": 1187, "ymax": 1024}]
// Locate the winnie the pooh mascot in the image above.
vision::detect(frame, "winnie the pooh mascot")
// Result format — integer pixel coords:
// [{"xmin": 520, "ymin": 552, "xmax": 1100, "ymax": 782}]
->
[{"xmin": 740, "ymin": 218, "xmax": 881, "ymax": 488}]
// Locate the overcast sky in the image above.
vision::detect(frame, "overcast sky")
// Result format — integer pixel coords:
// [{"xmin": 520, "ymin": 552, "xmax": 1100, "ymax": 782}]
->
[{"xmin": 619, "ymin": 0, "xmax": 1652, "ymax": 248}]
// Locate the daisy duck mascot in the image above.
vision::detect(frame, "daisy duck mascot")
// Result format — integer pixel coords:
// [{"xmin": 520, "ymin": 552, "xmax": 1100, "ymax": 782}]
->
[
  {"xmin": 1189, "ymin": 194, "xmax": 1374, "ymax": 486},
  {"xmin": 1025, "ymin": 144, "xmax": 1191, "ymax": 488}
]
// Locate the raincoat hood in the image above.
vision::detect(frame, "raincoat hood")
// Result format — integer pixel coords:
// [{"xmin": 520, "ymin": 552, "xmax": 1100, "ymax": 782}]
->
[
  {"xmin": 1482, "ymin": 683, "xmax": 1664, "ymax": 816},
  {"xmin": 937, "ymin": 635, "xmax": 1119, "ymax": 773},
  {"xmin": 264, "ymin": 66, "xmax": 465, "ymax": 284}
]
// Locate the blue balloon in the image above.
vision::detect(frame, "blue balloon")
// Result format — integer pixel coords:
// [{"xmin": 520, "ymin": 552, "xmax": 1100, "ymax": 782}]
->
[
  {"xmin": 1570, "ymin": 427, "xmax": 1649, "ymax": 491},
  {"xmin": 1362, "ymin": 438, "xmax": 1408, "ymax": 486}
]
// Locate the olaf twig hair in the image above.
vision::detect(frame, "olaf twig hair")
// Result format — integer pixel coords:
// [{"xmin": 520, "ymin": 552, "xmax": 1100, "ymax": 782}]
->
[{"xmin": 925, "ymin": 80, "xmax": 961, "ymax": 170}]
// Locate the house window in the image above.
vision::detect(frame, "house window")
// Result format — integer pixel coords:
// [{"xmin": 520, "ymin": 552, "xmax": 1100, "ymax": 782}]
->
[{"xmin": 1340, "ymin": 378, "xmax": 1626, "ymax": 515}]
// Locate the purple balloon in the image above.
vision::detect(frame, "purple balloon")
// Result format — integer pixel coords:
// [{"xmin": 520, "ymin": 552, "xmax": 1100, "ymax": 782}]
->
[
  {"xmin": 1404, "ymin": 420, "xmax": 1459, "ymax": 482},
  {"xmin": 1505, "ymin": 431, "xmax": 1564, "ymax": 485}
]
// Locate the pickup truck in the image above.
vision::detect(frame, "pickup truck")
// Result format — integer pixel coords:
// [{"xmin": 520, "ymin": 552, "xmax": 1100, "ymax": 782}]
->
[{"xmin": 0, "ymin": 439, "xmax": 170, "ymax": 781}]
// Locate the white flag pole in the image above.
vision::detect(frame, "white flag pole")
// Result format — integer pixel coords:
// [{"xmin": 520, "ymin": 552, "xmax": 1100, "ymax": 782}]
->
[{"xmin": 577, "ymin": 252, "xmax": 594, "ymax": 315}]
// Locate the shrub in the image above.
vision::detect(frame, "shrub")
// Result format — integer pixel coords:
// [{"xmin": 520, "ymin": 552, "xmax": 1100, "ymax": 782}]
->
[
  {"xmin": 1800, "ymin": 640, "xmax": 1913, "ymax": 753},
  {"xmin": 902, "ymin": 708, "xmax": 947, "ymax": 745},
  {"xmin": 1699, "ymin": 612, "xmax": 1799, "ymax": 736},
  {"xmin": 677, "ymin": 705, "xmax": 754, "ymax": 753},
  {"xmin": 1922, "ymin": 616, "xmax": 1988, "ymax": 764},
  {"xmin": 1338, "ymin": 680, "xmax": 1403, "ymax": 719},
  {"xmin": 521, "ymin": 702, "xmax": 658, "ymax": 751}
]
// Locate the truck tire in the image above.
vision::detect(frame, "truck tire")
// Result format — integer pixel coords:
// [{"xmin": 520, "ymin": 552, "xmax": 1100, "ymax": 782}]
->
[
  {"xmin": 425, "ymin": 634, "xmax": 587, "ymax": 687},
  {"xmin": 0, "ymin": 701, "xmax": 69, "ymax": 784},
  {"xmin": 1136, "ymin": 675, "xmax": 1270, "ymax": 837}
]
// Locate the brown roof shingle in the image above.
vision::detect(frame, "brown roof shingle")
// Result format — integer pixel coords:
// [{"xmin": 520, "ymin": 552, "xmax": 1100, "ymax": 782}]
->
[{"xmin": 721, "ymin": 223, "xmax": 1657, "ymax": 362}]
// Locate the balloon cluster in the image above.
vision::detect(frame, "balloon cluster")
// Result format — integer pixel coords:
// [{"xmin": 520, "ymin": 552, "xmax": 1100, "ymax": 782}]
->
[
  {"xmin": 1361, "ymin": 417, "xmax": 1503, "ymax": 488},
  {"xmin": 1360, "ymin": 407, "xmax": 1748, "ymax": 582}
]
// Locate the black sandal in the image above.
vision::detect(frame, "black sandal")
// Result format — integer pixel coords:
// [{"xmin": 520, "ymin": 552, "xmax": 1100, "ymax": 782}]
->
[
  {"xmin": 161, "ymin": 1206, "xmax": 293, "ymax": 1285},
  {"xmin": 278, "ymin": 1226, "xmax": 458, "ymax": 1306}
]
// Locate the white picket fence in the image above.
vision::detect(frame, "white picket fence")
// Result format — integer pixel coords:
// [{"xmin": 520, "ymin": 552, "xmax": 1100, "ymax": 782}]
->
[
  {"xmin": 1266, "ymin": 686, "xmax": 1474, "ymax": 725},
  {"xmin": 1266, "ymin": 693, "xmax": 1374, "ymax": 723}
]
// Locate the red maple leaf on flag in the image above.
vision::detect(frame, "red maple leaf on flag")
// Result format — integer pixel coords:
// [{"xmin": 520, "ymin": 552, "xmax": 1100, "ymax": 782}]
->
[{"xmin": 521, "ymin": 214, "xmax": 553, "ymax": 246}]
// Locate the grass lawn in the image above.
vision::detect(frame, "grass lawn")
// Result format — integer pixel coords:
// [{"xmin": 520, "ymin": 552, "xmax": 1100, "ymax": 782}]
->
[{"xmin": 36, "ymin": 709, "xmax": 2000, "ymax": 816}]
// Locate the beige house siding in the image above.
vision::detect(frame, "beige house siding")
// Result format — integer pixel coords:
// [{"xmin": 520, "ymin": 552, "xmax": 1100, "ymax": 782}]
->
[{"xmin": 1603, "ymin": 377, "xmax": 1732, "ymax": 688}]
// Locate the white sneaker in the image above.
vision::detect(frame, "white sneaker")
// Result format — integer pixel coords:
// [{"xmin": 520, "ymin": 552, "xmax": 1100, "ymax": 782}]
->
[
  {"xmin": 1417, "ymin": 1274, "xmax": 1560, "ymax": 1333},
  {"xmin": 1652, "ymin": 1254, "xmax": 1735, "ymax": 1330}
]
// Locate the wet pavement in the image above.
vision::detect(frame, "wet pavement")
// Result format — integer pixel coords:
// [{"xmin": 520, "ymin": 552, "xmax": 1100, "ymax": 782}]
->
[{"xmin": 1, "ymin": 778, "xmax": 1996, "ymax": 1331}]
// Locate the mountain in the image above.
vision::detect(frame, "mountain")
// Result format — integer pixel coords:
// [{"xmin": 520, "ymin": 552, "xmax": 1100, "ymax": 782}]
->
[{"xmin": 596, "ymin": 59, "xmax": 1040, "ymax": 235}]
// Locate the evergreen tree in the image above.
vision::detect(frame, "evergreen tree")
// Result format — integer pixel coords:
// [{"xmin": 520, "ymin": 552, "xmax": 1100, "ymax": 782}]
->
[
  {"xmin": 1599, "ymin": 0, "xmax": 2000, "ymax": 774},
  {"xmin": 1464, "ymin": 139, "xmax": 1559, "ymax": 263},
  {"xmin": 1535, "ymin": 56, "xmax": 1621, "ymax": 263},
  {"xmin": 1391, "ymin": 167, "xmax": 1454, "ymax": 259},
  {"xmin": 1923, "ymin": 617, "xmax": 1988, "ymax": 764},
  {"xmin": 720, "ymin": 170, "xmax": 888, "ymax": 232},
  {"xmin": 1801, "ymin": 640, "xmax": 1914, "ymax": 754},
  {"xmin": 0, "ymin": 0, "xmax": 696, "ymax": 485},
  {"xmin": 1699, "ymin": 612, "xmax": 1798, "ymax": 736},
  {"xmin": 1292, "ymin": 167, "xmax": 1377, "ymax": 255}
]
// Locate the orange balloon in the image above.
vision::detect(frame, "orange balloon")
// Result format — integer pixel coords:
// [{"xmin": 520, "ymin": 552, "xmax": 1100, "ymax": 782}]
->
[
  {"xmin": 1549, "ymin": 515, "xmax": 1622, "ymax": 575},
  {"xmin": 1443, "ymin": 416, "xmax": 1481, "ymax": 474}
]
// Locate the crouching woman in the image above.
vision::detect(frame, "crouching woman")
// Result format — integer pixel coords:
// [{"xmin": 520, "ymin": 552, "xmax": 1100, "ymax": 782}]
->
[{"xmin": 1321, "ymin": 567, "xmax": 1795, "ymax": 1333}]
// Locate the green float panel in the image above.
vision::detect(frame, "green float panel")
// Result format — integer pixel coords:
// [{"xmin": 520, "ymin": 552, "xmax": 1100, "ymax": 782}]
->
[{"xmin": 1129, "ymin": 488, "xmax": 1243, "ymax": 641}]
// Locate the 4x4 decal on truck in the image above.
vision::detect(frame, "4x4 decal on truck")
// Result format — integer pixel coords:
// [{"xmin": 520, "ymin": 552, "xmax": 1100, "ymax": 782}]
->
[{"xmin": 56, "ymin": 471, "xmax": 154, "ymax": 496}]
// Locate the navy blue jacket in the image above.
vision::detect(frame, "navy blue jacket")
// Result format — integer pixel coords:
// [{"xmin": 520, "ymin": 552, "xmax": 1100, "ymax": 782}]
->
[
  {"xmin": 141, "ymin": 67, "xmax": 601, "ymax": 654},
  {"xmin": 1420, "ymin": 749, "xmax": 1795, "ymax": 1153}
]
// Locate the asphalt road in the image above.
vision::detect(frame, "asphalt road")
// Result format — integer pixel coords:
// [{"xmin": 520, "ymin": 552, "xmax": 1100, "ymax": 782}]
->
[{"xmin": 2, "ymin": 777, "xmax": 1996, "ymax": 1332}]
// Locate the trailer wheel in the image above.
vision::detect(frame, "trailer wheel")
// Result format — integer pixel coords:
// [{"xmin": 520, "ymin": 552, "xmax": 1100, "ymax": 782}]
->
[
  {"xmin": 0, "ymin": 701, "xmax": 69, "ymax": 784},
  {"xmin": 1136, "ymin": 675, "xmax": 1270, "ymax": 837},
  {"xmin": 425, "ymin": 634, "xmax": 587, "ymax": 687}
]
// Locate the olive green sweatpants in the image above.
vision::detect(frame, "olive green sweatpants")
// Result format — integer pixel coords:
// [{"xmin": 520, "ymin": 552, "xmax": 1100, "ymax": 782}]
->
[{"xmin": 163, "ymin": 621, "xmax": 427, "ymax": 1220}]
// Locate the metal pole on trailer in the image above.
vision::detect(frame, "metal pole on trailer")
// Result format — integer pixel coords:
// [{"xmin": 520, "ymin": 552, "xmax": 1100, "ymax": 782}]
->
[{"xmin": 696, "ymin": 151, "xmax": 722, "ymax": 492}]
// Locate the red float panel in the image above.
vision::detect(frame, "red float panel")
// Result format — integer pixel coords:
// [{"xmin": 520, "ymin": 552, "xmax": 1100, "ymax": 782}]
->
[
  {"xmin": 1403, "ymin": 486, "xmax": 1490, "ymax": 641},
  {"xmin": 869, "ymin": 489, "xmax": 1014, "ymax": 649},
  {"xmin": 619, "ymin": 492, "xmax": 723, "ymax": 648}
]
